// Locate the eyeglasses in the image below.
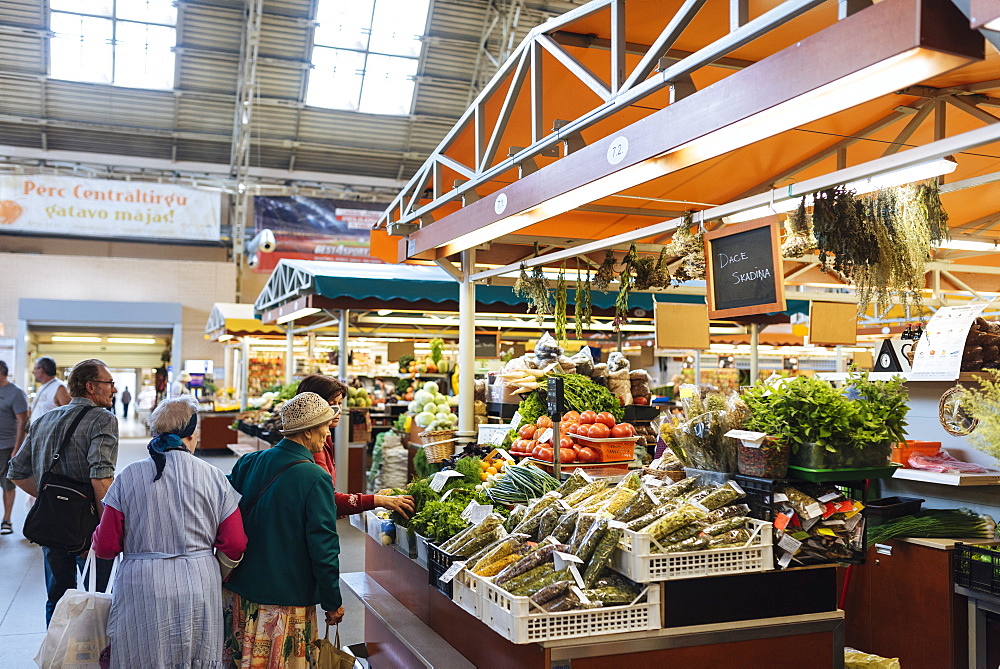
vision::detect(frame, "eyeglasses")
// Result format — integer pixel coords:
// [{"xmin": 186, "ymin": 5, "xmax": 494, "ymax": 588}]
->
[{"xmin": 91, "ymin": 380, "xmax": 116, "ymax": 386}]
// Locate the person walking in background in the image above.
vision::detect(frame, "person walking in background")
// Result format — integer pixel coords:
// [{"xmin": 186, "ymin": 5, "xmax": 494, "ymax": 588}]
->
[
  {"xmin": 0, "ymin": 360, "xmax": 29, "ymax": 536},
  {"xmin": 170, "ymin": 372, "xmax": 191, "ymax": 398},
  {"xmin": 223, "ymin": 392, "xmax": 344, "ymax": 668},
  {"xmin": 120, "ymin": 386, "xmax": 132, "ymax": 419},
  {"xmin": 296, "ymin": 374, "xmax": 414, "ymax": 519},
  {"xmin": 8, "ymin": 359, "xmax": 119, "ymax": 624},
  {"xmin": 29, "ymin": 357, "xmax": 69, "ymax": 424},
  {"xmin": 92, "ymin": 395, "xmax": 247, "ymax": 668}
]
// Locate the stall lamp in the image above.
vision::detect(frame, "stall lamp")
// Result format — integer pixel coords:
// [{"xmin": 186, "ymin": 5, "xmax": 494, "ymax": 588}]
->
[
  {"xmin": 217, "ymin": 334, "xmax": 234, "ymax": 342},
  {"xmin": 724, "ymin": 157, "xmax": 958, "ymax": 224},
  {"xmin": 275, "ymin": 307, "xmax": 321, "ymax": 324},
  {"xmin": 52, "ymin": 336, "xmax": 102, "ymax": 343},
  {"xmin": 936, "ymin": 239, "xmax": 999, "ymax": 251},
  {"xmin": 377, "ymin": 309, "xmax": 393, "ymax": 316},
  {"xmin": 107, "ymin": 337, "xmax": 157, "ymax": 344}
]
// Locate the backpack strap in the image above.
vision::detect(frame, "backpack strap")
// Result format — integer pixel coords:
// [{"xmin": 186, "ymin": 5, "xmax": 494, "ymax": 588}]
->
[{"xmin": 46, "ymin": 405, "xmax": 97, "ymax": 475}]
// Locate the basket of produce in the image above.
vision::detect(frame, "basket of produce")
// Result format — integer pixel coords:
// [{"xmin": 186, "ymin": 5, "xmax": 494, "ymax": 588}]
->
[
  {"xmin": 419, "ymin": 429, "xmax": 457, "ymax": 463},
  {"xmin": 414, "ymin": 533, "xmax": 430, "ymax": 568},
  {"xmin": 476, "ymin": 573, "xmax": 660, "ymax": 644},
  {"xmin": 737, "ymin": 436, "xmax": 791, "ymax": 478},
  {"xmin": 365, "ymin": 510, "xmax": 395, "ymax": 546}
]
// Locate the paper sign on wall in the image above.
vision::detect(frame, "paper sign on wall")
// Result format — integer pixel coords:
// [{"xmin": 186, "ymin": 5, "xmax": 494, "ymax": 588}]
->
[{"xmin": 909, "ymin": 303, "xmax": 990, "ymax": 380}]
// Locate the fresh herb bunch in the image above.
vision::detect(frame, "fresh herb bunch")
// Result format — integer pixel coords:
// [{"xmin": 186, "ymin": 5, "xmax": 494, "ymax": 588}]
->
[
  {"xmin": 960, "ymin": 369, "xmax": 1000, "ymax": 460},
  {"xmin": 593, "ymin": 250, "xmax": 617, "ymax": 292},
  {"xmin": 743, "ymin": 376, "xmax": 855, "ymax": 453},
  {"xmin": 868, "ymin": 509, "xmax": 996, "ymax": 547},
  {"xmin": 555, "ymin": 266, "xmax": 568, "ymax": 343},
  {"xmin": 574, "ymin": 265, "xmax": 592, "ymax": 338},
  {"xmin": 846, "ymin": 369, "xmax": 909, "ymax": 447},
  {"xmin": 550, "ymin": 372, "xmax": 625, "ymax": 421}
]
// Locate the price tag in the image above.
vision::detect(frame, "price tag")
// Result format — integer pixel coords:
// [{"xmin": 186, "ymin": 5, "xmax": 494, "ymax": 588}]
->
[
  {"xmin": 822, "ymin": 502, "xmax": 838, "ymax": 519},
  {"xmin": 543, "ymin": 535, "xmax": 561, "ymax": 546},
  {"xmin": 724, "ymin": 429, "xmax": 768, "ymax": 445},
  {"xmin": 553, "ymin": 551, "xmax": 585, "ymax": 571},
  {"xmin": 823, "ymin": 519, "xmax": 846, "ymax": 526},
  {"xmin": 817, "ymin": 492, "xmax": 840, "ymax": 503},
  {"xmin": 537, "ymin": 428, "xmax": 553, "ymax": 444},
  {"xmin": 579, "ymin": 469, "xmax": 594, "ymax": 483},
  {"xmin": 461, "ymin": 501, "xmax": 494, "ymax": 526},
  {"xmin": 835, "ymin": 499, "xmax": 855, "ymax": 513},
  {"xmin": 439, "ymin": 560, "xmax": 467, "ymax": 584},
  {"xmin": 430, "ymin": 470, "xmax": 464, "ymax": 493},
  {"xmin": 777, "ymin": 533, "xmax": 803, "ymax": 555},
  {"xmin": 511, "ymin": 410, "xmax": 522, "ymax": 428},
  {"xmin": 791, "ymin": 531, "xmax": 811, "ymax": 541},
  {"xmin": 802, "ymin": 516, "xmax": 821, "ymax": 532},
  {"xmin": 608, "ymin": 520, "xmax": 627, "ymax": 530},
  {"xmin": 773, "ymin": 493, "xmax": 789, "ymax": 503},
  {"xmin": 773, "ymin": 512, "xmax": 792, "ymax": 531},
  {"xmin": 777, "ymin": 551, "xmax": 794, "ymax": 569},
  {"xmin": 804, "ymin": 502, "xmax": 825, "ymax": 519},
  {"xmin": 844, "ymin": 513, "xmax": 863, "ymax": 531},
  {"xmin": 573, "ymin": 585, "xmax": 592, "ymax": 606},
  {"xmin": 495, "ymin": 448, "xmax": 513, "ymax": 462},
  {"xmin": 816, "ymin": 527, "xmax": 837, "ymax": 537}
]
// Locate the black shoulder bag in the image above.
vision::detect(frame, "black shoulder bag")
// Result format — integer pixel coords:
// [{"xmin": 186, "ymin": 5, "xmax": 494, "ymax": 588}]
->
[{"xmin": 22, "ymin": 406, "xmax": 100, "ymax": 553}]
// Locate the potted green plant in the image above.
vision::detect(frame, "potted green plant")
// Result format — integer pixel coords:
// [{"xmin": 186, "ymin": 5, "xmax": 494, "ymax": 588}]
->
[{"xmin": 742, "ymin": 371, "xmax": 908, "ymax": 471}]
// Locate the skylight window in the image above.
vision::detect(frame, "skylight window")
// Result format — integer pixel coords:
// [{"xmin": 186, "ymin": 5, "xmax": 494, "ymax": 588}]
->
[
  {"xmin": 49, "ymin": 0, "xmax": 177, "ymax": 90},
  {"xmin": 307, "ymin": 0, "xmax": 430, "ymax": 115}
]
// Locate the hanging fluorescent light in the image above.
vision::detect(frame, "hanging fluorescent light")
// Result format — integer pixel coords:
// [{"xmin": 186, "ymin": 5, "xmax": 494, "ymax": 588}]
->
[
  {"xmin": 936, "ymin": 239, "xmax": 999, "ymax": 251},
  {"xmin": 107, "ymin": 337, "xmax": 157, "ymax": 344},
  {"xmin": 377, "ymin": 309, "xmax": 393, "ymax": 316},
  {"xmin": 275, "ymin": 307, "xmax": 321, "ymax": 324},
  {"xmin": 724, "ymin": 157, "xmax": 959, "ymax": 224},
  {"xmin": 52, "ymin": 336, "xmax": 102, "ymax": 343}
]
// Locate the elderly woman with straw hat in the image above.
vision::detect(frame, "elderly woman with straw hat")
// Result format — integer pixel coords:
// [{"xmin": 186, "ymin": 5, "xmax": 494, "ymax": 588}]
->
[{"xmin": 223, "ymin": 392, "xmax": 345, "ymax": 669}]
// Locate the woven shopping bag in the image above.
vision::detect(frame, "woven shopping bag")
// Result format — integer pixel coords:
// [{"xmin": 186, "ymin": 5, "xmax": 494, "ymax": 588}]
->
[
  {"xmin": 312, "ymin": 624, "xmax": 356, "ymax": 669},
  {"xmin": 34, "ymin": 551, "xmax": 116, "ymax": 669}
]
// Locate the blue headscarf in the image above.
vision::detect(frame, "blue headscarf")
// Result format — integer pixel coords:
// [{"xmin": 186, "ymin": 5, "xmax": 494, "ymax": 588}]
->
[{"xmin": 148, "ymin": 410, "xmax": 198, "ymax": 481}]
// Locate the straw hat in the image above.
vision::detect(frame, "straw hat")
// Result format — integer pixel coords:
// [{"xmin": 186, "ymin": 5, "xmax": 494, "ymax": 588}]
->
[{"xmin": 279, "ymin": 392, "xmax": 336, "ymax": 434}]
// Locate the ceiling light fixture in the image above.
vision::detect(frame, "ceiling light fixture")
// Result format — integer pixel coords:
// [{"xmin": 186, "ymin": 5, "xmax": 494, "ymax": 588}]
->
[
  {"xmin": 106, "ymin": 337, "xmax": 157, "ymax": 344},
  {"xmin": 724, "ymin": 157, "xmax": 959, "ymax": 224},
  {"xmin": 936, "ymin": 239, "xmax": 998, "ymax": 252},
  {"xmin": 275, "ymin": 307, "xmax": 321, "ymax": 324},
  {"xmin": 51, "ymin": 336, "xmax": 102, "ymax": 343}
]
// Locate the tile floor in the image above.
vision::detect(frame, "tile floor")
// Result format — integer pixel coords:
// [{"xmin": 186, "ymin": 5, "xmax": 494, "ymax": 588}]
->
[{"xmin": 0, "ymin": 414, "xmax": 367, "ymax": 668}]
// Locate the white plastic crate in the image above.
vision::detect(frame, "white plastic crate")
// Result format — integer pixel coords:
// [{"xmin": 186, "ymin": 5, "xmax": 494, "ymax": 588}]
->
[
  {"xmin": 395, "ymin": 524, "xmax": 418, "ymax": 558},
  {"xmin": 415, "ymin": 533, "xmax": 429, "ymax": 569},
  {"xmin": 349, "ymin": 510, "xmax": 367, "ymax": 534},
  {"xmin": 475, "ymin": 574, "xmax": 660, "ymax": 644},
  {"xmin": 365, "ymin": 510, "xmax": 395, "ymax": 546},
  {"xmin": 612, "ymin": 518, "xmax": 773, "ymax": 582},
  {"xmin": 451, "ymin": 572, "xmax": 482, "ymax": 618}
]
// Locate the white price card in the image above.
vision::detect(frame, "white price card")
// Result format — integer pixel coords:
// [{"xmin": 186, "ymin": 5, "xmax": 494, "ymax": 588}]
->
[
  {"xmin": 777, "ymin": 533, "xmax": 803, "ymax": 555},
  {"xmin": 430, "ymin": 470, "xmax": 464, "ymax": 493},
  {"xmin": 569, "ymin": 564, "xmax": 586, "ymax": 589},
  {"xmin": 777, "ymin": 551, "xmax": 794, "ymax": 569},
  {"xmin": 844, "ymin": 513, "xmax": 864, "ymax": 531},
  {"xmin": 553, "ymin": 551, "xmax": 584, "ymax": 572},
  {"xmin": 510, "ymin": 410, "xmax": 522, "ymax": 428},
  {"xmin": 817, "ymin": 492, "xmax": 840, "ymax": 503},
  {"xmin": 772, "ymin": 493, "xmax": 789, "ymax": 503},
  {"xmin": 805, "ymin": 502, "xmax": 825, "ymax": 519},
  {"xmin": 461, "ymin": 501, "xmax": 494, "ymax": 526},
  {"xmin": 537, "ymin": 428, "xmax": 554, "ymax": 444},
  {"xmin": 439, "ymin": 560, "xmax": 467, "ymax": 584},
  {"xmin": 724, "ymin": 429, "xmax": 768, "ymax": 443}
]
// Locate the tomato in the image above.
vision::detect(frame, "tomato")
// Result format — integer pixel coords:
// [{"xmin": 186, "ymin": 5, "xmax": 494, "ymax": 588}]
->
[
  {"xmin": 633, "ymin": 396, "xmax": 649, "ymax": 405},
  {"xmin": 579, "ymin": 410, "xmax": 597, "ymax": 424},
  {"xmin": 526, "ymin": 439, "xmax": 538, "ymax": 453},
  {"xmin": 588, "ymin": 423, "xmax": 611, "ymax": 439},
  {"xmin": 536, "ymin": 416, "xmax": 553, "ymax": 429},
  {"xmin": 595, "ymin": 412, "xmax": 616, "ymax": 427},
  {"xmin": 559, "ymin": 436, "xmax": 574, "ymax": 449},
  {"xmin": 537, "ymin": 447, "xmax": 554, "ymax": 462},
  {"xmin": 555, "ymin": 448, "xmax": 576, "ymax": 464},
  {"xmin": 576, "ymin": 446, "xmax": 599, "ymax": 463},
  {"xmin": 563, "ymin": 410, "xmax": 581, "ymax": 423},
  {"xmin": 610, "ymin": 424, "xmax": 634, "ymax": 439},
  {"xmin": 519, "ymin": 424, "xmax": 536, "ymax": 439},
  {"xmin": 566, "ymin": 423, "xmax": 580, "ymax": 435}
]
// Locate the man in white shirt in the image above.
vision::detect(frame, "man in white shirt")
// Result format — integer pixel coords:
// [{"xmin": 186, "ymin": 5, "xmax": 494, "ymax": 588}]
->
[{"xmin": 30, "ymin": 357, "xmax": 70, "ymax": 424}]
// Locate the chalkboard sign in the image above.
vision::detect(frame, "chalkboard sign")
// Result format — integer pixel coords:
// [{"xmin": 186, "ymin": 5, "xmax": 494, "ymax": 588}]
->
[
  {"xmin": 474, "ymin": 331, "xmax": 499, "ymax": 358},
  {"xmin": 703, "ymin": 217, "xmax": 785, "ymax": 318}
]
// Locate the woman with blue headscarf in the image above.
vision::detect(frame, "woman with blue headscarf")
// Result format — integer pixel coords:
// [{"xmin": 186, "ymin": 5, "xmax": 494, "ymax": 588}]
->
[{"xmin": 92, "ymin": 395, "xmax": 247, "ymax": 668}]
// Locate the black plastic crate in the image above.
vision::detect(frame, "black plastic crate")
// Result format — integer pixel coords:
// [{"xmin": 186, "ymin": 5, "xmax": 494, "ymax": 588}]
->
[
  {"xmin": 954, "ymin": 542, "xmax": 1000, "ymax": 597},
  {"xmin": 865, "ymin": 496, "xmax": 924, "ymax": 527},
  {"xmin": 427, "ymin": 541, "xmax": 460, "ymax": 598}
]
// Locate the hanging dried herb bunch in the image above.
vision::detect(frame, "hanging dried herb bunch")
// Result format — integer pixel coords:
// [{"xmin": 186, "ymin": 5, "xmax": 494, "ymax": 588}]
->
[
  {"xmin": 593, "ymin": 249, "xmax": 617, "ymax": 292},
  {"xmin": 633, "ymin": 247, "xmax": 672, "ymax": 290},
  {"xmin": 555, "ymin": 265, "xmax": 568, "ymax": 343},
  {"xmin": 613, "ymin": 244, "xmax": 639, "ymax": 331},
  {"xmin": 575, "ymin": 264, "xmax": 593, "ymax": 338},
  {"xmin": 666, "ymin": 212, "xmax": 706, "ymax": 283},
  {"xmin": 512, "ymin": 255, "xmax": 552, "ymax": 322},
  {"xmin": 917, "ymin": 182, "xmax": 949, "ymax": 244},
  {"xmin": 812, "ymin": 186, "xmax": 873, "ymax": 274},
  {"xmin": 781, "ymin": 196, "xmax": 817, "ymax": 257}
]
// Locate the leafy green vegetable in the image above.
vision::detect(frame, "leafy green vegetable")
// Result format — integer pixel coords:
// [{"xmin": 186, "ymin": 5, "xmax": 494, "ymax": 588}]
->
[{"xmin": 454, "ymin": 456, "xmax": 484, "ymax": 484}]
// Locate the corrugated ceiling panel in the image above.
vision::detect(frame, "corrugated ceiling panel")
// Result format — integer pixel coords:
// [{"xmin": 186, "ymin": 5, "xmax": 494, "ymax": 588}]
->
[
  {"xmin": 256, "ymin": 63, "xmax": 304, "ymax": 99},
  {"xmin": 0, "ymin": 122, "xmax": 43, "ymax": 148},
  {"xmin": 0, "ymin": 32, "xmax": 46, "ymax": 74},
  {"xmin": 45, "ymin": 82, "xmax": 176, "ymax": 129},
  {"xmin": 247, "ymin": 143, "xmax": 294, "ymax": 169},
  {"xmin": 250, "ymin": 104, "xmax": 300, "ymax": 139},
  {"xmin": 297, "ymin": 109, "xmax": 412, "ymax": 152},
  {"xmin": 0, "ymin": 76, "xmax": 44, "ymax": 116},
  {"xmin": 177, "ymin": 55, "xmax": 239, "ymax": 94},
  {"xmin": 179, "ymin": 4, "xmax": 243, "ymax": 51},
  {"xmin": 0, "ymin": 0, "xmax": 45, "ymax": 26},
  {"xmin": 176, "ymin": 96, "xmax": 234, "ymax": 134},
  {"xmin": 292, "ymin": 148, "xmax": 400, "ymax": 179},
  {"xmin": 44, "ymin": 128, "xmax": 174, "ymax": 159},
  {"xmin": 259, "ymin": 15, "xmax": 311, "ymax": 60},
  {"xmin": 422, "ymin": 42, "xmax": 478, "ymax": 79},
  {"xmin": 429, "ymin": 0, "xmax": 491, "ymax": 41},
  {"xmin": 262, "ymin": 0, "xmax": 313, "ymax": 19},
  {"xmin": 174, "ymin": 139, "xmax": 230, "ymax": 164}
]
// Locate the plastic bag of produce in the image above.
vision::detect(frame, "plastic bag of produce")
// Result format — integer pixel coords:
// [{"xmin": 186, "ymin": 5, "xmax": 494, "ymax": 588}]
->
[
  {"xmin": 534, "ymin": 332, "xmax": 564, "ymax": 360},
  {"xmin": 569, "ymin": 346, "xmax": 595, "ymax": 376},
  {"xmin": 592, "ymin": 362, "xmax": 609, "ymax": 378},
  {"xmin": 474, "ymin": 379, "xmax": 488, "ymax": 403},
  {"xmin": 606, "ymin": 351, "xmax": 630, "ymax": 373},
  {"xmin": 557, "ymin": 355, "xmax": 577, "ymax": 373}
]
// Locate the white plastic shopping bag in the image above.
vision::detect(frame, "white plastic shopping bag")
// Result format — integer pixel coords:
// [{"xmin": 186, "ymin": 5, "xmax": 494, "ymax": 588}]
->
[{"xmin": 34, "ymin": 551, "xmax": 116, "ymax": 669}]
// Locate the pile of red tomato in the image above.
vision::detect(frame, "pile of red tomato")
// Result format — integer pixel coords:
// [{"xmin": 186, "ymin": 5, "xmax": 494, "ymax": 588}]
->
[{"xmin": 509, "ymin": 411, "xmax": 636, "ymax": 464}]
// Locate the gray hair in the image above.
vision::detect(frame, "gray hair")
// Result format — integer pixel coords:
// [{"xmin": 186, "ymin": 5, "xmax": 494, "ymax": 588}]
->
[
  {"xmin": 149, "ymin": 396, "xmax": 200, "ymax": 435},
  {"xmin": 35, "ymin": 357, "xmax": 57, "ymax": 376}
]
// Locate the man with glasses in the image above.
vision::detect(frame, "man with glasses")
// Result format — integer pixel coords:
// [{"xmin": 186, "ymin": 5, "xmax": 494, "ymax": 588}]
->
[{"xmin": 9, "ymin": 358, "xmax": 119, "ymax": 625}]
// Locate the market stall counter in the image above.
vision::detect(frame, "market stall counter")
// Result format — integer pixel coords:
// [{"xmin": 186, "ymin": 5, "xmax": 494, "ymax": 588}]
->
[
  {"xmin": 195, "ymin": 411, "xmax": 239, "ymax": 452},
  {"xmin": 349, "ymin": 533, "xmax": 844, "ymax": 668}
]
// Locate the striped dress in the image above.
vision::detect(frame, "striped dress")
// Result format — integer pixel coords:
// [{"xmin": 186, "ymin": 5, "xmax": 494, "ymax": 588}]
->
[{"xmin": 102, "ymin": 451, "xmax": 241, "ymax": 668}]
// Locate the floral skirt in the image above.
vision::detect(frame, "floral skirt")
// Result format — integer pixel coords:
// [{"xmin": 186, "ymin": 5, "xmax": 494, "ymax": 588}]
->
[{"xmin": 222, "ymin": 588, "xmax": 317, "ymax": 669}]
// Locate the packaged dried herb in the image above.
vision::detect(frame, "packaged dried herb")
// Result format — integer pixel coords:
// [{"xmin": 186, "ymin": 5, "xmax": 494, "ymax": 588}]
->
[
  {"xmin": 574, "ymin": 518, "xmax": 609, "ymax": 562},
  {"xmin": 659, "ymin": 476, "xmax": 698, "ymax": 499},
  {"xmin": 582, "ymin": 586, "xmax": 638, "ymax": 606},
  {"xmin": 705, "ymin": 503, "xmax": 750, "ymax": 523},
  {"xmin": 600, "ymin": 487, "xmax": 639, "ymax": 517},
  {"xmin": 661, "ymin": 523, "xmax": 704, "ymax": 545},
  {"xmin": 617, "ymin": 488, "xmax": 657, "ymax": 523},
  {"xmin": 541, "ymin": 589, "xmax": 582, "ymax": 612},
  {"xmin": 708, "ymin": 528, "xmax": 752, "ymax": 548},
  {"xmin": 625, "ymin": 506, "xmax": 672, "ymax": 532},
  {"xmin": 530, "ymin": 580, "xmax": 573, "ymax": 606},
  {"xmin": 537, "ymin": 506, "xmax": 561, "ymax": 541},
  {"xmin": 641, "ymin": 504, "xmax": 708, "ymax": 540},
  {"xmin": 703, "ymin": 516, "xmax": 749, "ymax": 536},
  {"xmin": 583, "ymin": 525, "xmax": 623, "ymax": 587},
  {"xmin": 551, "ymin": 510, "xmax": 580, "ymax": 544},
  {"xmin": 495, "ymin": 543, "xmax": 566, "ymax": 585},
  {"xmin": 663, "ymin": 535, "xmax": 710, "ymax": 552},
  {"xmin": 776, "ymin": 485, "xmax": 822, "ymax": 519},
  {"xmin": 512, "ymin": 568, "xmax": 571, "ymax": 597},
  {"xmin": 466, "ymin": 533, "xmax": 527, "ymax": 572},
  {"xmin": 563, "ymin": 480, "xmax": 609, "ymax": 507},
  {"xmin": 556, "ymin": 470, "xmax": 590, "ymax": 497},
  {"xmin": 499, "ymin": 562, "xmax": 554, "ymax": 593},
  {"xmin": 699, "ymin": 481, "xmax": 745, "ymax": 510}
]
